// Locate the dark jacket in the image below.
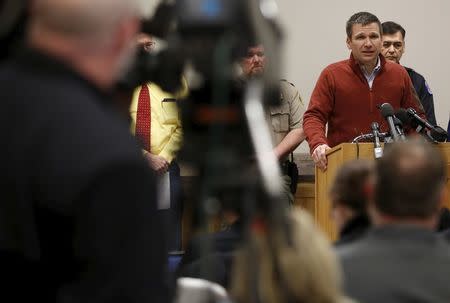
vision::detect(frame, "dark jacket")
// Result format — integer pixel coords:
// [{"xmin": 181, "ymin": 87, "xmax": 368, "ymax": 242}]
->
[
  {"xmin": 442, "ymin": 228, "xmax": 450, "ymax": 243},
  {"xmin": 0, "ymin": 47, "xmax": 168, "ymax": 303},
  {"xmin": 334, "ymin": 214, "xmax": 370, "ymax": 246},
  {"xmin": 337, "ymin": 225, "xmax": 450, "ymax": 303},
  {"xmin": 405, "ymin": 66, "xmax": 437, "ymax": 125},
  {"xmin": 177, "ymin": 220, "xmax": 243, "ymax": 288},
  {"xmin": 437, "ymin": 207, "xmax": 450, "ymax": 231}
]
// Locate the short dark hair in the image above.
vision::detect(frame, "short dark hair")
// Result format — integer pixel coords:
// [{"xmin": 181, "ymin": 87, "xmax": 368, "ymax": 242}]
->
[
  {"xmin": 374, "ymin": 140, "xmax": 446, "ymax": 219},
  {"xmin": 346, "ymin": 12, "xmax": 382, "ymax": 38},
  {"xmin": 329, "ymin": 159, "xmax": 373, "ymax": 213},
  {"xmin": 381, "ymin": 21, "xmax": 406, "ymax": 39}
]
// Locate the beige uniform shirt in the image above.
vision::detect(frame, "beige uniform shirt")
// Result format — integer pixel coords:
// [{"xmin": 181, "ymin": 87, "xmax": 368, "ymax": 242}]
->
[{"xmin": 268, "ymin": 79, "xmax": 305, "ymax": 160}]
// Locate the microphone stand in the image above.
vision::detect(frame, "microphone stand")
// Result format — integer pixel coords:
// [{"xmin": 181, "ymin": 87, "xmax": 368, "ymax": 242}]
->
[{"xmin": 371, "ymin": 122, "xmax": 383, "ymax": 159}]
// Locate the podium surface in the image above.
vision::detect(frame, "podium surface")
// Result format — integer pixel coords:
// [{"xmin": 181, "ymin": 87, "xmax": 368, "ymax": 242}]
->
[{"xmin": 314, "ymin": 142, "xmax": 450, "ymax": 240}]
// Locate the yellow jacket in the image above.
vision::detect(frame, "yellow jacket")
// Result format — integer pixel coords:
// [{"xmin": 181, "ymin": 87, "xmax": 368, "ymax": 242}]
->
[{"xmin": 130, "ymin": 81, "xmax": 188, "ymax": 163}]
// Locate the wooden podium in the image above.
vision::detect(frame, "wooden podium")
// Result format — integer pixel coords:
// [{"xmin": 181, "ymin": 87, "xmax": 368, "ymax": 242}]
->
[{"xmin": 314, "ymin": 142, "xmax": 450, "ymax": 240}]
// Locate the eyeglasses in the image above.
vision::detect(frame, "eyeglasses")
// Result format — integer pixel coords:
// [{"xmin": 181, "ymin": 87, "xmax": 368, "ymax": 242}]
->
[{"xmin": 382, "ymin": 41, "xmax": 403, "ymax": 49}]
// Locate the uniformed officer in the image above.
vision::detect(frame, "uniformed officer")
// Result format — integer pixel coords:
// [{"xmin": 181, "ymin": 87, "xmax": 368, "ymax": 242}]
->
[
  {"xmin": 381, "ymin": 21, "xmax": 436, "ymax": 125},
  {"xmin": 241, "ymin": 45, "xmax": 306, "ymax": 205}
]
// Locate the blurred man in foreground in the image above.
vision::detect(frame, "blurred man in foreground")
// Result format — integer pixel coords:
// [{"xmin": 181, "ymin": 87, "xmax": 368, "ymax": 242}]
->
[
  {"xmin": 337, "ymin": 140, "xmax": 450, "ymax": 303},
  {"xmin": 0, "ymin": 0, "xmax": 168, "ymax": 302}
]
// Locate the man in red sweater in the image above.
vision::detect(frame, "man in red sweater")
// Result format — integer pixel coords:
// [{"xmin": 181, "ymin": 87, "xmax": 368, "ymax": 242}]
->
[{"xmin": 303, "ymin": 12, "xmax": 425, "ymax": 170}]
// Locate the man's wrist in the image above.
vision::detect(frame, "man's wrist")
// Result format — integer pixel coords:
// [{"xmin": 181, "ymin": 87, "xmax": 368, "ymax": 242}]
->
[{"xmin": 312, "ymin": 142, "xmax": 328, "ymax": 154}]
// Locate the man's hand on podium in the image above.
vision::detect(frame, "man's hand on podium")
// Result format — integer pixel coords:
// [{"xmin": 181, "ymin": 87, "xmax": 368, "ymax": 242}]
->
[{"xmin": 312, "ymin": 144, "xmax": 331, "ymax": 171}]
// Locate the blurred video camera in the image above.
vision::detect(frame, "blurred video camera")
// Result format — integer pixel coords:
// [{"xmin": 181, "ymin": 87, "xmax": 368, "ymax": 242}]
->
[
  {"xmin": 120, "ymin": 0, "xmax": 282, "ymax": 96},
  {"xmin": 122, "ymin": 1, "xmax": 288, "ymax": 228},
  {"xmin": 122, "ymin": 0, "xmax": 283, "ymax": 171}
]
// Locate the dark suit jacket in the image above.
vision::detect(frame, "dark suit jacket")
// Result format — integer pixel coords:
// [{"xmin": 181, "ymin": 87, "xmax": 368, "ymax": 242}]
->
[
  {"xmin": 334, "ymin": 214, "xmax": 370, "ymax": 247},
  {"xmin": 336, "ymin": 225, "xmax": 450, "ymax": 303},
  {"xmin": 0, "ymin": 47, "xmax": 168, "ymax": 302},
  {"xmin": 177, "ymin": 221, "xmax": 243, "ymax": 288},
  {"xmin": 441, "ymin": 229, "xmax": 450, "ymax": 242}
]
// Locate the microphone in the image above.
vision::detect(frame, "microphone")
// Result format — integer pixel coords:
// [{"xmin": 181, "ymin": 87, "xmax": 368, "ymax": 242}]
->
[
  {"xmin": 371, "ymin": 122, "xmax": 383, "ymax": 158},
  {"xmin": 395, "ymin": 108, "xmax": 412, "ymax": 126},
  {"xmin": 430, "ymin": 126, "xmax": 448, "ymax": 142},
  {"xmin": 393, "ymin": 116, "xmax": 407, "ymax": 141},
  {"xmin": 380, "ymin": 103, "xmax": 400, "ymax": 142},
  {"xmin": 401, "ymin": 108, "xmax": 448, "ymax": 142},
  {"xmin": 406, "ymin": 108, "xmax": 435, "ymax": 133}
]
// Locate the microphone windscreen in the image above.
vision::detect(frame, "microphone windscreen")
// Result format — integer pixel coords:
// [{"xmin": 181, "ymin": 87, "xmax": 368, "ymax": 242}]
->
[
  {"xmin": 393, "ymin": 117, "xmax": 403, "ymax": 127},
  {"xmin": 395, "ymin": 108, "xmax": 412, "ymax": 126},
  {"xmin": 430, "ymin": 127, "xmax": 448, "ymax": 142},
  {"xmin": 380, "ymin": 103, "xmax": 394, "ymax": 118}
]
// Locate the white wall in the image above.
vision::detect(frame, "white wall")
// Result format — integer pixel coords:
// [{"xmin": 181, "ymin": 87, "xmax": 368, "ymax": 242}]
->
[{"xmin": 276, "ymin": 0, "xmax": 450, "ymax": 153}]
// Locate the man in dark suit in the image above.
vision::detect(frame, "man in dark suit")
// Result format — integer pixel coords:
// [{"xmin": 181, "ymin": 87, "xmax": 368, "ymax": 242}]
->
[
  {"xmin": 0, "ymin": 0, "xmax": 168, "ymax": 302},
  {"xmin": 336, "ymin": 140, "xmax": 450, "ymax": 303}
]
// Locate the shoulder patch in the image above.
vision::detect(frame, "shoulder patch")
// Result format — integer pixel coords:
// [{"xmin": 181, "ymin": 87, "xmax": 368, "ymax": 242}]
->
[{"xmin": 425, "ymin": 81, "xmax": 433, "ymax": 95}]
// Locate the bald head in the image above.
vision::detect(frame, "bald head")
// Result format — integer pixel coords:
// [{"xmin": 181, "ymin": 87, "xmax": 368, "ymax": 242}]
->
[
  {"xmin": 26, "ymin": 0, "xmax": 148, "ymax": 89},
  {"xmin": 30, "ymin": 0, "xmax": 142, "ymax": 40},
  {"xmin": 374, "ymin": 140, "xmax": 446, "ymax": 219}
]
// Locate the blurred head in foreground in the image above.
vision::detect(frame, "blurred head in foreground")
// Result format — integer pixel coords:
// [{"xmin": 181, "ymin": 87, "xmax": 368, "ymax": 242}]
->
[{"xmin": 230, "ymin": 210, "xmax": 354, "ymax": 303}]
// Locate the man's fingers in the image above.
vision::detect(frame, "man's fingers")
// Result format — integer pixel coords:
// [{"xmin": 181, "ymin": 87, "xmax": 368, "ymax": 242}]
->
[
  {"xmin": 312, "ymin": 149, "xmax": 324, "ymax": 163},
  {"xmin": 318, "ymin": 157, "xmax": 327, "ymax": 171},
  {"xmin": 312, "ymin": 145, "xmax": 329, "ymax": 171}
]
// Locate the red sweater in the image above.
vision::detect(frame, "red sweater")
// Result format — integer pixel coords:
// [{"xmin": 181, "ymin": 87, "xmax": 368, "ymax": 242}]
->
[{"xmin": 304, "ymin": 54, "xmax": 425, "ymax": 151}]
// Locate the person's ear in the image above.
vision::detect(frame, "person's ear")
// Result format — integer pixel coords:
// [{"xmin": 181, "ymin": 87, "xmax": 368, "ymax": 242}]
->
[{"xmin": 346, "ymin": 37, "xmax": 351, "ymax": 50}]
